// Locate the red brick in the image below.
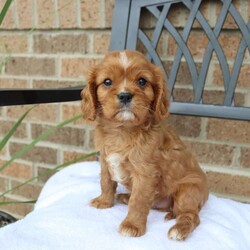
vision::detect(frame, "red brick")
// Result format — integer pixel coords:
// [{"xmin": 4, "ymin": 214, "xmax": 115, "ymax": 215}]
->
[
  {"xmin": 0, "ymin": 196, "xmax": 33, "ymax": 217},
  {"xmin": 172, "ymin": 89, "xmax": 243, "ymax": 105},
  {"xmin": 207, "ymin": 118, "xmax": 250, "ymax": 144},
  {"xmin": 138, "ymin": 30, "xmax": 164, "ymax": 56},
  {"xmin": 0, "ymin": 35, "xmax": 28, "ymax": 53},
  {"xmin": 61, "ymin": 57, "xmax": 102, "ymax": 78},
  {"xmin": 167, "ymin": 2, "xmax": 187, "ymax": 28},
  {"xmin": 93, "ymin": 32, "xmax": 111, "ymax": 54},
  {"xmin": 207, "ymin": 171, "xmax": 250, "ymax": 197},
  {"xmin": 237, "ymin": 65, "xmax": 250, "ymax": 88},
  {"xmin": 5, "ymin": 57, "xmax": 55, "ymax": 76},
  {"xmin": 167, "ymin": 30, "xmax": 209, "ymax": 58},
  {"xmin": 187, "ymin": 31, "xmax": 209, "ymax": 58},
  {"xmin": 240, "ymin": 147, "xmax": 250, "ymax": 168},
  {"xmin": 16, "ymin": 0, "xmax": 33, "ymax": 29},
  {"xmin": 32, "ymin": 79, "xmax": 81, "ymax": 88},
  {"xmin": 136, "ymin": 40, "xmax": 147, "ymax": 55},
  {"xmin": 202, "ymin": 89, "xmax": 245, "ymax": 106},
  {"xmin": 0, "ymin": 120, "xmax": 27, "ymax": 139},
  {"xmin": 36, "ymin": 166, "xmax": 55, "ymax": 183},
  {"xmin": 80, "ymin": 0, "xmax": 102, "ymax": 28},
  {"xmin": 33, "ymin": 34, "xmax": 87, "ymax": 54},
  {"xmin": 0, "ymin": 78, "xmax": 28, "ymax": 88},
  {"xmin": 184, "ymin": 141, "xmax": 235, "ymax": 166},
  {"xmin": 104, "ymin": 0, "xmax": 114, "ymax": 28},
  {"xmin": 139, "ymin": 8, "xmax": 157, "ymax": 29},
  {"xmin": 213, "ymin": 63, "xmax": 231, "ymax": 87},
  {"xmin": 31, "ymin": 124, "xmax": 85, "ymax": 146},
  {"xmin": 0, "ymin": 146, "xmax": 7, "ymax": 157},
  {"xmin": 222, "ymin": 12, "xmax": 238, "ymax": 30},
  {"xmin": 6, "ymin": 104, "xmax": 58, "ymax": 123},
  {"xmin": 0, "ymin": 176, "xmax": 7, "ymax": 192},
  {"xmin": 11, "ymin": 180, "xmax": 42, "ymax": 200},
  {"xmin": 62, "ymin": 103, "xmax": 85, "ymax": 125},
  {"xmin": 212, "ymin": 63, "xmax": 250, "ymax": 94},
  {"xmin": 36, "ymin": 0, "xmax": 56, "ymax": 29},
  {"xmin": 58, "ymin": 0, "xmax": 77, "ymax": 28},
  {"xmin": 0, "ymin": 160, "xmax": 32, "ymax": 180},
  {"xmin": 216, "ymin": 0, "xmax": 240, "ymax": 29},
  {"xmin": 163, "ymin": 61, "xmax": 201, "ymax": 86},
  {"xmin": 168, "ymin": 115, "xmax": 201, "ymax": 138},
  {"xmin": 63, "ymin": 151, "xmax": 97, "ymax": 163},
  {"xmin": 192, "ymin": 0, "xmax": 211, "ymax": 29},
  {"xmin": 217, "ymin": 32, "xmax": 242, "ymax": 60},
  {"xmin": 9, "ymin": 142, "xmax": 58, "ymax": 165}
]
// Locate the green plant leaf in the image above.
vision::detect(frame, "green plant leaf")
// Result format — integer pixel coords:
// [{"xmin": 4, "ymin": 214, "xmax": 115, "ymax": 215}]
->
[
  {"xmin": 0, "ymin": 0, "xmax": 13, "ymax": 25},
  {"xmin": 0, "ymin": 114, "xmax": 82, "ymax": 172},
  {"xmin": 0, "ymin": 106, "xmax": 35, "ymax": 152},
  {"xmin": 0, "ymin": 200, "xmax": 37, "ymax": 205},
  {"xmin": 0, "ymin": 152, "xmax": 97, "ymax": 200}
]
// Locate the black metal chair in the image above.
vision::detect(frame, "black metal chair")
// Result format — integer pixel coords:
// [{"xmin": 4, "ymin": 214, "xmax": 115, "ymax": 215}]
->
[{"xmin": 1, "ymin": 0, "xmax": 249, "ymax": 121}]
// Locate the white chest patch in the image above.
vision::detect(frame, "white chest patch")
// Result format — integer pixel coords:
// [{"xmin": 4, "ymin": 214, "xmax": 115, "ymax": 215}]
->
[
  {"xmin": 107, "ymin": 153, "xmax": 124, "ymax": 182},
  {"xmin": 119, "ymin": 51, "xmax": 130, "ymax": 69}
]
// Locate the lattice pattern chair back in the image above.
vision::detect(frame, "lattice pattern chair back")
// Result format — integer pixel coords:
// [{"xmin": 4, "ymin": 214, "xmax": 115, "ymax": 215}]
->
[{"xmin": 110, "ymin": 0, "xmax": 250, "ymax": 120}]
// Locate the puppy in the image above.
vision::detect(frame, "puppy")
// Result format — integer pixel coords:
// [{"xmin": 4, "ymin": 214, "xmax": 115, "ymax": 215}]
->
[{"xmin": 81, "ymin": 50, "xmax": 209, "ymax": 240}]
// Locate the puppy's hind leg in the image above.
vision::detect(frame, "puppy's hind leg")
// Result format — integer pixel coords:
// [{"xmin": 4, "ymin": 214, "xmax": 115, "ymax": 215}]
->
[{"xmin": 168, "ymin": 183, "xmax": 206, "ymax": 241}]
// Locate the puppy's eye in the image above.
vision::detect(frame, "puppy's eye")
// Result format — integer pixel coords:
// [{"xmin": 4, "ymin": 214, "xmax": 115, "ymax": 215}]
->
[
  {"xmin": 103, "ymin": 79, "xmax": 112, "ymax": 87},
  {"xmin": 138, "ymin": 78, "xmax": 147, "ymax": 87}
]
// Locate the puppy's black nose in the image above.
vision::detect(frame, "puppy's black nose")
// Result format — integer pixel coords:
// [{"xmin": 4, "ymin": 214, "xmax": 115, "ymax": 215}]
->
[{"xmin": 118, "ymin": 92, "xmax": 133, "ymax": 105}]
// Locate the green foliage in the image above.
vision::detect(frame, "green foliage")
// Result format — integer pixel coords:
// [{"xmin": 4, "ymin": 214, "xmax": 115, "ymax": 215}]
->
[
  {"xmin": 0, "ymin": 106, "xmax": 35, "ymax": 152},
  {"xmin": 0, "ymin": 106, "xmax": 96, "ymax": 206},
  {"xmin": 0, "ymin": 113, "xmax": 83, "ymax": 172},
  {"xmin": 0, "ymin": 0, "xmax": 13, "ymax": 25}
]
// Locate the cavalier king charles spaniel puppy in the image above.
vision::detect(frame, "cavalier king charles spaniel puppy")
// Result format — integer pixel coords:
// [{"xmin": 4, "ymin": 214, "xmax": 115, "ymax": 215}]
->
[{"xmin": 81, "ymin": 50, "xmax": 208, "ymax": 240}]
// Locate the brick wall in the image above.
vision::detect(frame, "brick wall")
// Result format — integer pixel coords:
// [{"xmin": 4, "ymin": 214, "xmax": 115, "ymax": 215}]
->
[{"xmin": 0, "ymin": 0, "xmax": 249, "ymax": 218}]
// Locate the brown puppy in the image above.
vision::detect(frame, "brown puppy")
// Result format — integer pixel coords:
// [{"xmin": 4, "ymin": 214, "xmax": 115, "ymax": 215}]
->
[{"xmin": 81, "ymin": 50, "xmax": 208, "ymax": 240}]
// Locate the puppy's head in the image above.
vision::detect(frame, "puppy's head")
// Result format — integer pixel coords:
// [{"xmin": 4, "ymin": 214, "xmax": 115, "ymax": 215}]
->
[{"xmin": 81, "ymin": 50, "xmax": 169, "ymax": 125}]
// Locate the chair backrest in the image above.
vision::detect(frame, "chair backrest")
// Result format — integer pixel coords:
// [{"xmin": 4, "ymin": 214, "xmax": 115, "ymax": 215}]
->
[
  {"xmin": 110, "ymin": 0, "xmax": 250, "ymax": 121},
  {"xmin": 1, "ymin": 0, "xmax": 249, "ymax": 121}
]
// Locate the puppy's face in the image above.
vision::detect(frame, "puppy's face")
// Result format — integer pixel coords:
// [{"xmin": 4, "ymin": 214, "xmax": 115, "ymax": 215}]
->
[{"xmin": 81, "ymin": 50, "xmax": 169, "ymax": 125}]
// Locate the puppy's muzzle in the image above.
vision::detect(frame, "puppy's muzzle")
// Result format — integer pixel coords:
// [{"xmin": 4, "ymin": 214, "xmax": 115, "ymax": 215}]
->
[{"xmin": 118, "ymin": 92, "xmax": 133, "ymax": 105}]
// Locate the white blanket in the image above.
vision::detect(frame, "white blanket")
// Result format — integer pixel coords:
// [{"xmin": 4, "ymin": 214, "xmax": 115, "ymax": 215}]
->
[{"xmin": 0, "ymin": 161, "xmax": 250, "ymax": 250}]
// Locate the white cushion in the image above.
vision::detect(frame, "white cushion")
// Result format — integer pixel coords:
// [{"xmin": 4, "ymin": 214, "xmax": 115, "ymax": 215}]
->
[{"xmin": 0, "ymin": 161, "xmax": 249, "ymax": 250}]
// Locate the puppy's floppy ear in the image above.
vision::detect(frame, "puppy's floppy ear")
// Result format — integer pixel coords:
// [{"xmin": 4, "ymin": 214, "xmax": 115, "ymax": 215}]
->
[
  {"xmin": 81, "ymin": 67, "xmax": 98, "ymax": 121},
  {"xmin": 151, "ymin": 65, "xmax": 169, "ymax": 122}
]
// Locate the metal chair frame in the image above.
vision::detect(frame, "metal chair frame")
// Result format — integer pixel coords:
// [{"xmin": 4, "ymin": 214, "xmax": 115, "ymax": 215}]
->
[{"xmin": 0, "ymin": 0, "xmax": 249, "ymax": 121}]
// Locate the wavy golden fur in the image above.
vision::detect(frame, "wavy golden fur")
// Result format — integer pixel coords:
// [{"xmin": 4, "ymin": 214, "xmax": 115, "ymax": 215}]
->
[{"xmin": 81, "ymin": 50, "xmax": 208, "ymax": 240}]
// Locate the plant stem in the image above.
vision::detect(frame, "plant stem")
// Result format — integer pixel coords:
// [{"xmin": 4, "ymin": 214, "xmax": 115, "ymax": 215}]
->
[{"xmin": 0, "ymin": 0, "xmax": 13, "ymax": 25}]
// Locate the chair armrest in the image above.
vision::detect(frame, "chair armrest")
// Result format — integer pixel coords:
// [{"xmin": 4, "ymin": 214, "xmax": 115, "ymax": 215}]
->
[{"xmin": 0, "ymin": 86, "xmax": 84, "ymax": 106}]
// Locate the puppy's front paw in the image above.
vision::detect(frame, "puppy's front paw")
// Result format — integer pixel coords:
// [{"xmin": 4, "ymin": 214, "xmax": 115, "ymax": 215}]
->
[
  {"xmin": 168, "ymin": 223, "xmax": 191, "ymax": 241},
  {"xmin": 90, "ymin": 195, "xmax": 113, "ymax": 209},
  {"xmin": 119, "ymin": 220, "xmax": 146, "ymax": 237}
]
